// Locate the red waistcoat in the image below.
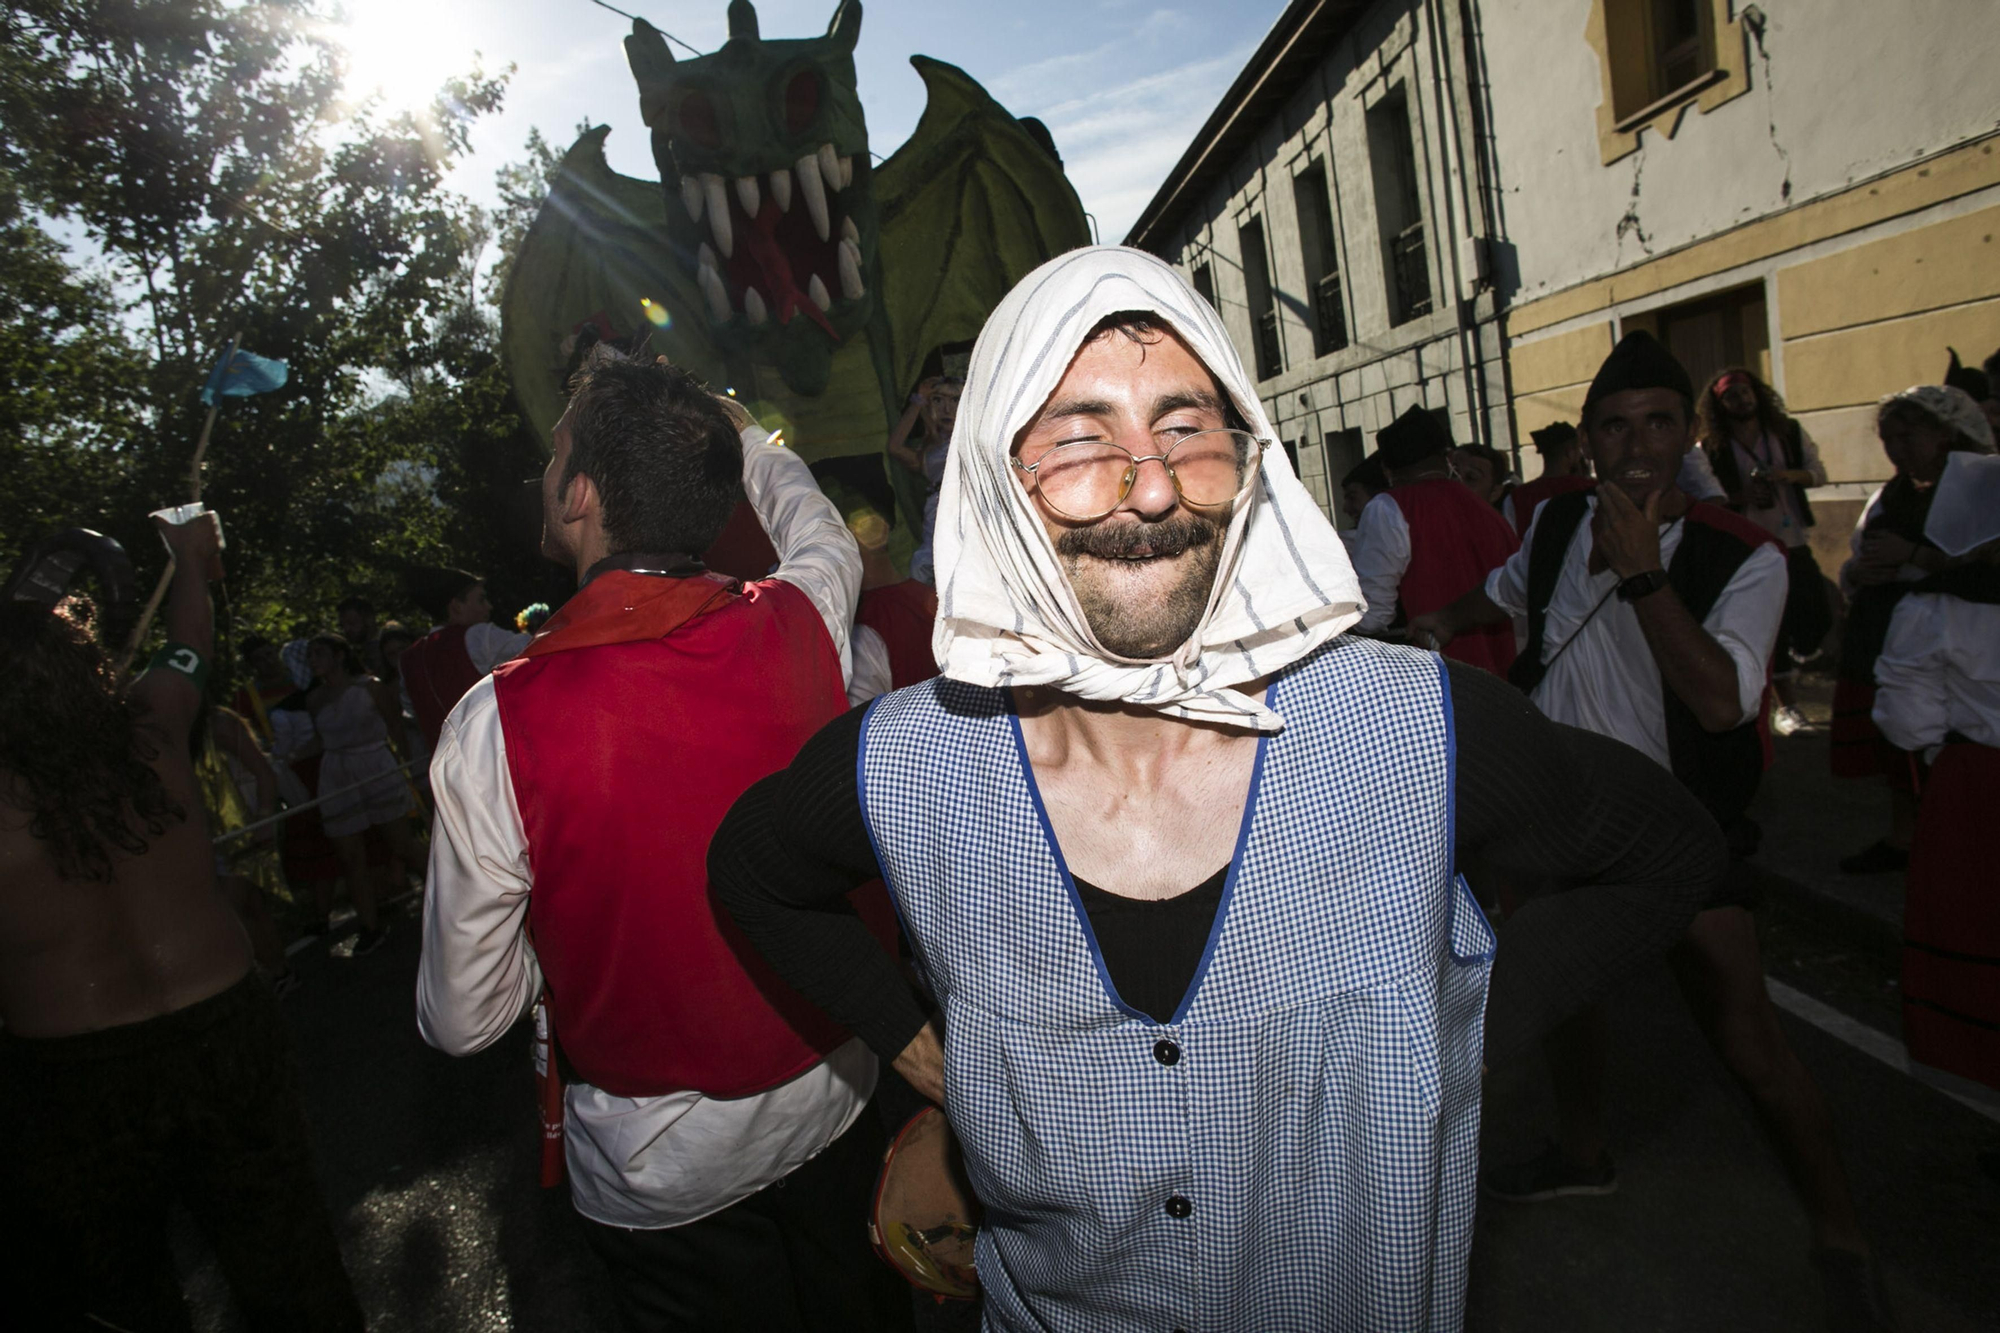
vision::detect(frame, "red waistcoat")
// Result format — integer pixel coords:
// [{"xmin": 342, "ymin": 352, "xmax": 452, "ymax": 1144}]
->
[
  {"xmin": 1508, "ymin": 473, "xmax": 1596, "ymax": 540},
  {"xmin": 1389, "ymin": 478, "xmax": 1520, "ymax": 677},
  {"xmin": 492, "ymin": 569, "xmax": 855, "ymax": 1100},
  {"xmin": 401, "ymin": 624, "xmax": 482, "ymax": 753},
  {"xmin": 855, "ymin": 580, "xmax": 940, "ymax": 691}
]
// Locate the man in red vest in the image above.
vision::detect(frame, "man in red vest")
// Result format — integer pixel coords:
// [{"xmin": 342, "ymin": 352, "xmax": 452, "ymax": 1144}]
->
[
  {"xmin": 1347, "ymin": 405, "xmax": 1520, "ymax": 675},
  {"xmin": 416, "ymin": 351, "xmax": 908, "ymax": 1332},
  {"xmin": 1503, "ymin": 421, "xmax": 1595, "ymax": 540},
  {"xmin": 397, "ymin": 571, "xmax": 529, "ymax": 755}
]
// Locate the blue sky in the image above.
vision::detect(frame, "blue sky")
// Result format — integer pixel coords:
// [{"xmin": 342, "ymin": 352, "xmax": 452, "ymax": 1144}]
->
[{"xmin": 343, "ymin": 0, "xmax": 1292, "ymax": 244}]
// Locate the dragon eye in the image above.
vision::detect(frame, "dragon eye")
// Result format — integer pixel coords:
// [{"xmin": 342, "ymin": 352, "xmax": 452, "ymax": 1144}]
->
[
  {"xmin": 678, "ymin": 90, "xmax": 720, "ymax": 149},
  {"xmin": 783, "ymin": 70, "xmax": 820, "ymax": 136}
]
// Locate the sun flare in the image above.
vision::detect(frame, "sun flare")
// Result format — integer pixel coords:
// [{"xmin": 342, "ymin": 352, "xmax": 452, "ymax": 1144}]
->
[{"xmin": 335, "ymin": 0, "xmax": 475, "ymax": 112}]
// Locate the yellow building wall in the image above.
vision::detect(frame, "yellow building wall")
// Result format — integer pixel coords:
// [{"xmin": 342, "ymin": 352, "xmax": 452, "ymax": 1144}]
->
[
  {"xmin": 1778, "ymin": 203, "xmax": 2000, "ymax": 338},
  {"xmin": 1783, "ymin": 297, "xmax": 2000, "ymax": 412},
  {"xmin": 1503, "ymin": 143, "xmax": 2000, "ymax": 502}
]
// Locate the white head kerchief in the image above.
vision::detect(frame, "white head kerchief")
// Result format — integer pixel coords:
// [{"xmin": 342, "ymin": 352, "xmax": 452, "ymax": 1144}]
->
[
  {"xmin": 1879, "ymin": 384, "xmax": 1996, "ymax": 453},
  {"xmin": 931, "ymin": 246, "xmax": 1363, "ymax": 732}
]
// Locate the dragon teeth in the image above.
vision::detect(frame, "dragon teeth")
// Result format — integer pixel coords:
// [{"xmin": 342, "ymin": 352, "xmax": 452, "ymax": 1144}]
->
[
  {"xmin": 697, "ymin": 257, "xmax": 731, "ymax": 322},
  {"xmin": 768, "ymin": 168, "xmax": 792, "ymax": 212},
  {"xmin": 679, "ymin": 175, "xmax": 703, "ymax": 224},
  {"xmin": 795, "ymin": 152, "xmax": 830, "ymax": 242},
  {"xmin": 817, "ymin": 143, "xmax": 841, "ymax": 192},
  {"xmin": 807, "ymin": 273, "xmax": 832, "ymax": 312},
  {"xmin": 837, "ymin": 155, "xmax": 853, "ymax": 190},
  {"xmin": 742, "ymin": 287, "xmax": 768, "ymax": 326},
  {"xmin": 734, "ymin": 175, "xmax": 760, "ymax": 218},
  {"xmin": 841, "ymin": 216, "xmax": 859, "ymax": 245},
  {"xmin": 701, "ymin": 174, "xmax": 732, "ymax": 257},
  {"xmin": 838, "ymin": 239, "xmax": 864, "ymax": 300}
]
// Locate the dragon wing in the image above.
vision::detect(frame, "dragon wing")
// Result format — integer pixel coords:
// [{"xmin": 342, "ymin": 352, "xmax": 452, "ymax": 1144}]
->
[
  {"xmin": 874, "ymin": 56, "xmax": 1093, "ymax": 403},
  {"xmin": 500, "ymin": 127, "xmax": 729, "ymax": 449}
]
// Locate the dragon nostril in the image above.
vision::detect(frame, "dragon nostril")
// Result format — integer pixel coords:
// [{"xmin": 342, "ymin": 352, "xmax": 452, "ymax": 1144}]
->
[
  {"xmin": 678, "ymin": 91, "xmax": 721, "ymax": 149},
  {"xmin": 784, "ymin": 71, "xmax": 819, "ymax": 137}
]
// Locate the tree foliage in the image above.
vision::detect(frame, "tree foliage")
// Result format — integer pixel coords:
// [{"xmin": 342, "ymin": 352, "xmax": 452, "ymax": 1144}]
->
[{"xmin": 0, "ymin": 0, "xmax": 570, "ymax": 653}]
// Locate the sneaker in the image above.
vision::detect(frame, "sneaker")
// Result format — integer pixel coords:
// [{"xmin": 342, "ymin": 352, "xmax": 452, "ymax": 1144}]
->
[
  {"xmin": 1481, "ymin": 1142, "xmax": 1618, "ymax": 1202},
  {"xmin": 351, "ymin": 924, "xmax": 390, "ymax": 957},
  {"xmin": 1812, "ymin": 1247, "xmax": 1896, "ymax": 1332},
  {"xmin": 1772, "ymin": 705, "xmax": 1809, "ymax": 736},
  {"xmin": 1838, "ymin": 840, "xmax": 1909, "ymax": 875}
]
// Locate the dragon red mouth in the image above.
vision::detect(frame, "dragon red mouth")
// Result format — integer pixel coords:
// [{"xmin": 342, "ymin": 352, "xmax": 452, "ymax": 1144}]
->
[{"xmin": 681, "ymin": 144, "xmax": 865, "ymax": 339}]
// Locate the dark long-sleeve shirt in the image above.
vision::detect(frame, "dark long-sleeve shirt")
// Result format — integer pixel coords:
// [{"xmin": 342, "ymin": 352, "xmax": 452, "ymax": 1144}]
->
[{"xmin": 709, "ymin": 659, "xmax": 1724, "ymax": 1068}]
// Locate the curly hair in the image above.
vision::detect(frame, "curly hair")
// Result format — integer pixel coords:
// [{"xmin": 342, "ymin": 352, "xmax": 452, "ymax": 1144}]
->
[
  {"xmin": 0, "ymin": 598, "xmax": 186, "ymax": 881},
  {"xmin": 1697, "ymin": 367, "xmax": 1790, "ymax": 451}
]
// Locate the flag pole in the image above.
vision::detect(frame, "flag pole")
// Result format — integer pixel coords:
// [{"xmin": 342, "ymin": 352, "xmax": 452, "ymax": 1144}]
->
[{"xmin": 116, "ymin": 331, "xmax": 241, "ymax": 677}]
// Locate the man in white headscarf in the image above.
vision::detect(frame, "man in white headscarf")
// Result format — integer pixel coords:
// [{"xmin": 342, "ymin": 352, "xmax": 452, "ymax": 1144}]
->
[{"xmin": 711, "ymin": 247, "xmax": 1722, "ymax": 1330}]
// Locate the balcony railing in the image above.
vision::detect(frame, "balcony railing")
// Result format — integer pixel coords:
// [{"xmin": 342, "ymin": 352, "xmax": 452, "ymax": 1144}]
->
[
  {"xmin": 1313, "ymin": 271, "xmax": 1348, "ymax": 355},
  {"xmin": 1390, "ymin": 222, "xmax": 1432, "ymax": 323},
  {"xmin": 1254, "ymin": 309, "xmax": 1282, "ymax": 381}
]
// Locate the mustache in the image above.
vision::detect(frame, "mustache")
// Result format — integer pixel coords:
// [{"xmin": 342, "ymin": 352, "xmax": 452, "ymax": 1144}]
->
[{"xmin": 1056, "ymin": 512, "xmax": 1221, "ymax": 561}]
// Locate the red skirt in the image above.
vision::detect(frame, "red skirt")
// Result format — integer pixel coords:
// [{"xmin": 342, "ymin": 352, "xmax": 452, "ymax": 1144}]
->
[
  {"xmin": 1901, "ymin": 742, "xmax": 2000, "ymax": 1091},
  {"xmin": 1829, "ymin": 679, "xmax": 1917, "ymax": 791}
]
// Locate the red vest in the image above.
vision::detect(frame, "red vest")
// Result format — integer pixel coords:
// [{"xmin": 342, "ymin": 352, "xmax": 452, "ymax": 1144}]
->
[
  {"xmin": 855, "ymin": 580, "xmax": 940, "ymax": 690},
  {"xmin": 1508, "ymin": 473, "xmax": 1595, "ymax": 540},
  {"xmin": 1388, "ymin": 478, "xmax": 1520, "ymax": 677},
  {"xmin": 401, "ymin": 624, "xmax": 483, "ymax": 753},
  {"xmin": 492, "ymin": 570, "xmax": 855, "ymax": 1099}
]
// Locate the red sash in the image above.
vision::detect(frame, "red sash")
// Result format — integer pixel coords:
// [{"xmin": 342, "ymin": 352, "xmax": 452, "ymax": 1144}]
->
[{"xmin": 495, "ymin": 570, "xmax": 859, "ymax": 1099}]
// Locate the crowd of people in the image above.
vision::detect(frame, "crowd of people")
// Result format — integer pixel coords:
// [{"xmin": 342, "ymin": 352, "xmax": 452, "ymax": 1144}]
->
[{"xmin": 2, "ymin": 244, "xmax": 1996, "ymax": 1332}]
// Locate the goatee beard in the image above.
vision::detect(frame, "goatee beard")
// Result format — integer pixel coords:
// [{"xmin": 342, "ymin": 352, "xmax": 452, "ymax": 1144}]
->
[{"xmin": 1057, "ymin": 513, "xmax": 1224, "ymax": 659}]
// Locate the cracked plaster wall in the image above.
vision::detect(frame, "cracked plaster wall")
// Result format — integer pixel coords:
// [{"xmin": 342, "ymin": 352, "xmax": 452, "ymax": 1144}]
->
[{"xmin": 1480, "ymin": 0, "xmax": 1999, "ymax": 301}]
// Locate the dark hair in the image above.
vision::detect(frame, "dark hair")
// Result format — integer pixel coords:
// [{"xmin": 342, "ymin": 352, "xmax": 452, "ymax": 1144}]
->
[
  {"xmin": 417, "ymin": 569, "xmax": 484, "ymax": 622},
  {"xmin": 1343, "ymin": 455, "xmax": 1389, "ymax": 493},
  {"xmin": 564, "ymin": 352, "xmax": 745, "ymax": 556},
  {"xmin": 0, "ymin": 599, "xmax": 186, "ymax": 881},
  {"xmin": 238, "ymin": 634, "xmax": 272, "ymax": 662},
  {"xmin": 335, "ymin": 595, "xmax": 373, "ymax": 619},
  {"xmin": 1454, "ymin": 443, "xmax": 1511, "ymax": 478},
  {"xmin": 378, "ymin": 621, "xmax": 416, "ymax": 649},
  {"xmin": 309, "ymin": 632, "xmax": 364, "ymax": 676},
  {"xmin": 1697, "ymin": 367, "xmax": 1790, "ymax": 451},
  {"xmin": 1081, "ymin": 311, "xmax": 1252, "ymax": 432}
]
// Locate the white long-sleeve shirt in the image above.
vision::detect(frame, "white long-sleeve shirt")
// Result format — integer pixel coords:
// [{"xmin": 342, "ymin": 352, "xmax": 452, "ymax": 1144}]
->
[
  {"xmin": 1347, "ymin": 492, "xmax": 1411, "ymax": 634},
  {"xmin": 417, "ymin": 425, "xmax": 872, "ymax": 1230},
  {"xmin": 1483, "ymin": 497, "xmax": 1787, "ymax": 769},
  {"xmin": 1872, "ymin": 593, "xmax": 2000, "ymax": 756}
]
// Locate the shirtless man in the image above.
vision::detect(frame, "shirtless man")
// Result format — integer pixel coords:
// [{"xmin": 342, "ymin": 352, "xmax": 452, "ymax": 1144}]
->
[{"xmin": 0, "ymin": 513, "xmax": 360, "ymax": 1332}]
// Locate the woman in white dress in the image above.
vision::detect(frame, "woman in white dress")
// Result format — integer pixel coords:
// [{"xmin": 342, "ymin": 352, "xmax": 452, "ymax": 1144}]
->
[{"xmin": 304, "ymin": 634, "xmax": 426, "ymax": 954}]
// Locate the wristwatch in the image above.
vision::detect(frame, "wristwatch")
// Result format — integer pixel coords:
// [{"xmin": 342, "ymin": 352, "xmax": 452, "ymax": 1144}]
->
[{"xmin": 1615, "ymin": 569, "xmax": 1669, "ymax": 603}]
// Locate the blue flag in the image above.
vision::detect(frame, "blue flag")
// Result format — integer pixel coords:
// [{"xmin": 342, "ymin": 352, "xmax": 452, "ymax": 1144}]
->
[{"xmin": 200, "ymin": 346, "xmax": 289, "ymax": 406}]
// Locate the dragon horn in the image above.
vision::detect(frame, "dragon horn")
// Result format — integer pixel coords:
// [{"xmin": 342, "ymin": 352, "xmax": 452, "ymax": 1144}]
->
[
  {"xmin": 728, "ymin": 1, "xmax": 760, "ymax": 41},
  {"xmin": 827, "ymin": 0, "xmax": 862, "ymax": 53}
]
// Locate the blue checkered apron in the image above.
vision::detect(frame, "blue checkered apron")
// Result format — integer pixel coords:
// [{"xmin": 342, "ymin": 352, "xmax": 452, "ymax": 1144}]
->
[{"xmin": 859, "ymin": 637, "xmax": 1493, "ymax": 1332}]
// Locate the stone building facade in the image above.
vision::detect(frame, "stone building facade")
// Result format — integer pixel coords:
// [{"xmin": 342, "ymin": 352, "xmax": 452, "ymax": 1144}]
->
[{"xmin": 1125, "ymin": 0, "xmax": 1512, "ymax": 532}]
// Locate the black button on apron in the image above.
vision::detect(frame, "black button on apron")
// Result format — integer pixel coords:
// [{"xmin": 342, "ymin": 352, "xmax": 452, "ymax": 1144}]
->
[
  {"xmin": 1165, "ymin": 1195, "xmax": 1192, "ymax": 1219},
  {"xmin": 1152, "ymin": 1038, "xmax": 1181, "ymax": 1066}
]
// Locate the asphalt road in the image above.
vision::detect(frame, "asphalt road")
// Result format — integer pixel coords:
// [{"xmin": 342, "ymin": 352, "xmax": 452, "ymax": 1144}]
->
[{"xmin": 179, "ymin": 881, "xmax": 1999, "ymax": 1332}]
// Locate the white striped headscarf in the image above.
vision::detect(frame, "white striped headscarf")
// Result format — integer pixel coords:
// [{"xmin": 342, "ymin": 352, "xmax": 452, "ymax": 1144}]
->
[{"xmin": 931, "ymin": 246, "xmax": 1363, "ymax": 732}]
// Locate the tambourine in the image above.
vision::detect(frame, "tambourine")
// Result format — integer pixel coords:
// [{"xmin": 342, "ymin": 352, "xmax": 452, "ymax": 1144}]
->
[{"xmin": 868, "ymin": 1105, "xmax": 980, "ymax": 1300}]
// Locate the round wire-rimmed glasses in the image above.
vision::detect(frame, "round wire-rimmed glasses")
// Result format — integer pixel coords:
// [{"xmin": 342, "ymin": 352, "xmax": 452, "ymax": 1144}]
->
[{"xmin": 1011, "ymin": 429, "xmax": 1268, "ymax": 522}]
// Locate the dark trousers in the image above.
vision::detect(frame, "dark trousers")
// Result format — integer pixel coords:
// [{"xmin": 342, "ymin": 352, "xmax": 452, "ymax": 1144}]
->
[
  {"xmin": 1774, "ymin": 544, "xmax": 1834, "ymax": 669},
  {"xmin": 578, "ymin": 1102, "xmax": 913, "ymax": 1333},
  {"xmin": 0, "ymin": 973, "xmax": 363, "ymax": 1333}
]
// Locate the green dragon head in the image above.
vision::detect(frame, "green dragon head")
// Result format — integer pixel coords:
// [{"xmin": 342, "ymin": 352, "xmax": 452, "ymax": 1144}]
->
[{"xmin": 625, "ymin": 1, "xmax": 873, "ymax": 395}]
